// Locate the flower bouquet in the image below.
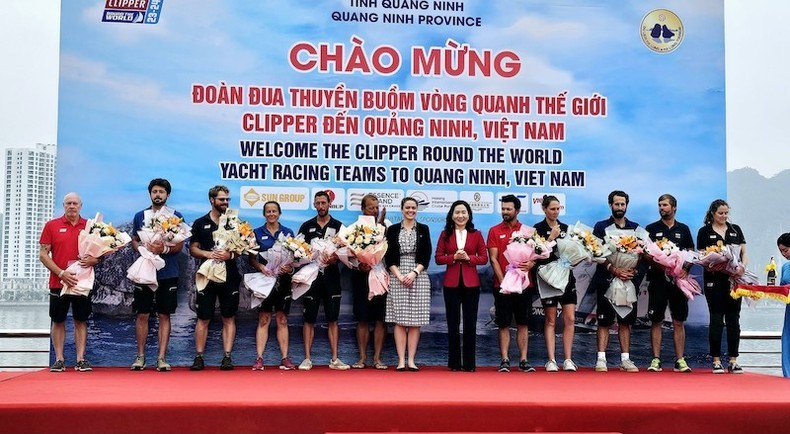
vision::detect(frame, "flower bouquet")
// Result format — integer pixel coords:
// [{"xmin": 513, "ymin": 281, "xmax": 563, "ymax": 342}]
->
[
  {"xmin": 196, "ymin": 209, "xmax": 258, "ymax": 291},
  {"xmin": 127, "ymin": 207, "xmax": 191, "ymax": 291},
  {"xmin": 603, "ymin": 225, "xmax": 648, "ymax": 318},
  {"xmin": 643, "ymin": 237, "xmax": 702, "ymax": 300},
  {"xmin": 721, "ymin": 244, "xmax": 759, "ymax": 286},
  {"xmin": 696, "ymin": 241, "xmax": 730, "ymax": 272},
  {"xmin": 500, "ymin": 226, "xmax": 555, "ymax": 295},
  {"xmin": 336, "ymin": 216, "xmax": 389, "ymax": 300},
  {"xmin": 291, "ymin": 237, "xmax": 339, "ymax": 300},
  {"xmin": 62, "ymin": 213, "xmax": 132, "ymax": 296},
  {"xmin": 537, "ymin": 221, "xmax": 609, "ymax": 295},
  {"xmin": 246, "ymin": 233, "xmax": 315, "ymax": 308}
]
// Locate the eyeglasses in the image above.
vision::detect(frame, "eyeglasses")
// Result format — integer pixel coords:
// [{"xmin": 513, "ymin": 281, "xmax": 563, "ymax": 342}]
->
[{"xmin": 215, "ymin": 198, "xmax": 231, "ymax": 202}]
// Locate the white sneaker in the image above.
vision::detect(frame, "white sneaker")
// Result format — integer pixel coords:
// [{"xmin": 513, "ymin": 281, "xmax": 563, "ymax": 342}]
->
[
  {"xmin": 595, "ymin": 359, "xmax": 608, "ymax": 372},
  {"xmin": 329, "ymin": 358, "xmax": 350, "ymax": 370},
  {"xmin": 545, "ymin": 360, "xmax": 559, "ymax": 372},
  {"xmin": 620, "ymin": 358, "xmax": 639, "ymax": 372},
  {"xmin": 298, "ymin": 358, "xmax": 313, "ymax": 371},
  {"xmin": 563, "ymin": 359, "xmax": 578, "ymax": 372}
]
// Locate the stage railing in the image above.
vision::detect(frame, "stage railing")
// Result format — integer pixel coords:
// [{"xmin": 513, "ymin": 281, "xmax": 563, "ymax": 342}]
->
[
  {"xmin": 0, "ymin": 329, "xmax": 50, "ymax": 370},
  {"xmin": 739, "ymin": 330, "xmax": 781, "ymax": 370}
]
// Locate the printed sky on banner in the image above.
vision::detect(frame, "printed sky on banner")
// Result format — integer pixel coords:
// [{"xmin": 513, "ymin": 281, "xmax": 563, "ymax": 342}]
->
[{"xmin": 57, "ymin": 1, "xmax": 724, "ymax": 234}]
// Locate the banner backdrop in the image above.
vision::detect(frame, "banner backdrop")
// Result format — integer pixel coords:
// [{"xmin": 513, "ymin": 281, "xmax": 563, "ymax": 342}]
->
[
  {"xmin": 57, "ymin": 1, "xmax": 724, "ymax": 328},
  {"xmin": 58, "ymin": 0, "xmax": 724, "ymax": 227}
]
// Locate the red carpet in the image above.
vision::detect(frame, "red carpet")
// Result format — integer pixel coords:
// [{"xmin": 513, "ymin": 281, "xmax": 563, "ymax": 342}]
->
[{"xmin": 1, "ymin": 367, "xmax": 788, "ymax": 434}]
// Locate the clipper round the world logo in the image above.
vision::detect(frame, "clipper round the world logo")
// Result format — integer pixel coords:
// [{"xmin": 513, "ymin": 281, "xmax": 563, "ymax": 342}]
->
[{"xmin": 640, "ymin": 9, "xmax": 683, "ymax": 54}]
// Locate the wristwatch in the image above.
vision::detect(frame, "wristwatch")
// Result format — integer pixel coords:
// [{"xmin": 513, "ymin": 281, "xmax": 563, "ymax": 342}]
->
[{"xmin": 412, "ymin": 268, "xmax": 420, "ymax": 275}]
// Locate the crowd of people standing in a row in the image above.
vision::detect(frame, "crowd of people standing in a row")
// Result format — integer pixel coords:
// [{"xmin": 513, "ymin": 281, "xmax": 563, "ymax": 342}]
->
[{"xmin": 39, "ymin": 179, "xmax": 790, "ymax": 376}]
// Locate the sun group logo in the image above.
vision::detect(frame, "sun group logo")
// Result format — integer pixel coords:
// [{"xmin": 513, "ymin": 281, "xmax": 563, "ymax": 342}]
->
[
  {"xmin": 243, "ymin": 188, "xmax": 260, "ymax": 208},
  {"xmin": 640, "ymin": 9, "xmax": 683, "ymax": 54},
  {"xmin": 240, "ymin": 186, "xmax": 309, "ymax": 210},
  {"xmin": 102, "ymin": 0, "xmax": 163, "ymax": 24}
]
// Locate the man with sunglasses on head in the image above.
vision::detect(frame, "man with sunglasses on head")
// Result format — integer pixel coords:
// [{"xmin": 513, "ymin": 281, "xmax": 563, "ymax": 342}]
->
[{"xmin": 189, "ymin": 185, "xmax": 241, "ymax": 371}]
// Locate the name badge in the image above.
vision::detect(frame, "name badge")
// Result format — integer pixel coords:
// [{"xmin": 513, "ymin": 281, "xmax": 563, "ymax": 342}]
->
[
  {"xmin": 309, "ymin": 228, "xmax": 316, "ymax": 233},
  {"xmin": 204, "ymin": 224, "xmax": 211, "ymax": 229},
  {"xmin": 59, "ymin": 228, "xmax": 67, "ymax": 233},
  {"xmin": 709, "ymin": 235, "xmax": 717, "ymax": 239},
  {"xmin": 655, "ymin": 232, "xmax": 664, "ymax": 237},
  {"xmin": 729, "ymin": 232, "xmax": 736, "ymax": 237},
  {"xmin": 499, "ymin": 234, "xmax": 507, "ymax": 239},
  {"xmin": 262, "ymin": 236, "xmax": 269, "ymax": 240}
]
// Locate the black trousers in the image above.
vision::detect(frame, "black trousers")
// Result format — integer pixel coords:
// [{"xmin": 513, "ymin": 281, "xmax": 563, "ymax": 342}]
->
[
  {"xmin": 443, "ymin": 284, "xmax": 480, "ymax": 371},
  {"xmin": 705, "ymin": 273, "xmax": 742, "ymax": 358}
]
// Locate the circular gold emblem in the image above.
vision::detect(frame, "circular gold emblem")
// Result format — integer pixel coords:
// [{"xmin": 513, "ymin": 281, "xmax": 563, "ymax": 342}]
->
[{"xmin": 641, "ymin": 9, "xmax": 683, "ymax": 54}]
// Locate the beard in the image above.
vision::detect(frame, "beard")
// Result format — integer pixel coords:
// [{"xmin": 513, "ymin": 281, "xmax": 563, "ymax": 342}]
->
[
  {"xmin": 612, "ymin": 210, "xmax": 625, "ymax": 219},
  {"xmin": 502, "ymin": 213, "xmax": 514, "ymax": 222},
  {"xmin": 152, "ymin": 197, "xmax": 166, "ymax": 206}
]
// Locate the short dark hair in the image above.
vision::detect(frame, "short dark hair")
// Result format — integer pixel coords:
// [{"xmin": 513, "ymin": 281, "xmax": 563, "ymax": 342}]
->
[
  {"xmin": 314, "ymin": 190, "xmax": 331, "ymax": 202},
  {"xmin": 208, "ymin": 185, "xmax": 229, "ymax": 199},
  {"xmin": 658, "ymin": 193, "xmax": 677, "ymax": 208},
  {"xmin": 608, "ymin": 190, "xmax": 629, "ymax": 205},
  {"xmin": 500, "ymin": 194, "xmax": 521, "ymax": 211},
  {"xmin": 148, "ymin": 178, "xmax": 171, "ymax": 195},
  {"xmin": 778, "ymin": 233, "xmax": 790, "ymax": 248}
]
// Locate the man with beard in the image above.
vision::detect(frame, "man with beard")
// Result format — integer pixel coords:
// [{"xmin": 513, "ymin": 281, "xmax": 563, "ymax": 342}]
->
[
  {"xmin": 39, "ymin": 192, "xmax": 99, "ymax": 372},
  {"xmin": 129, "ymin": 179, "xmax": 185, "ymax": 372},
  {"xmin": 297, "ymin": 191, "xmax": 348, "ymax": 370},
  {"xmin": 644, "ymin": 194, "xmax": 694, "ymax": 373},
  {"xmin": 487, "ymin": 195, "xmax": 536, "ymax": 373},
  {"xmin": 189, "ymin": 185, "xmax": 240, "ymax": 370},
  {"xmin": 591, "ymin": 190, "xmax": 642, "ymax": 372}
]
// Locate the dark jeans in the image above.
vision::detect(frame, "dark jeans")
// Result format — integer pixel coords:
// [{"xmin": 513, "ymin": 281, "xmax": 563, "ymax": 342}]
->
[{"xmin": 443, "ymin": 284, "xmax": 480, "ymax": 371}]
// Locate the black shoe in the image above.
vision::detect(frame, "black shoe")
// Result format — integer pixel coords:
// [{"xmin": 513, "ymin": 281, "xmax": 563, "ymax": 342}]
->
[
  {"xmin": 75, "ymin": 360, "xmax": 93, "ymax": 372},
  {"xmin": 498, "ymin": 358, "xmax": 510, "ymax": 373},
  {"xmin": 220, "ymin": 353, "xmax": 234, "ymax": 371},
  {"xmin": 519, "ymin": 360, "xmax": 536, "ymax": 373},
  {"xmin": 190, "ymin": 354, "xmax": 205, "ymax": 371}
]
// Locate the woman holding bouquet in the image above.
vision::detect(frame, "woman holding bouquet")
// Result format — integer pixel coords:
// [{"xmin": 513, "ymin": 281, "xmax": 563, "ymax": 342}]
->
[
  {"xmin": 435, "ymin": 200, "xmax": 488, "ymax": 372},
  {"xmin": 696, "ymin": 199, "xmax": 747, "ymax": 374},
  {"xmin": 385, "ymin": 197, "xmax": 432, "ymax": 371},
  {"xmin": 534, "ymin": 195, "xmax": 578, "ymax": 372},
  {"xmin": 248, "ymin": 201, "xmax": 296, "ymax": 371}
]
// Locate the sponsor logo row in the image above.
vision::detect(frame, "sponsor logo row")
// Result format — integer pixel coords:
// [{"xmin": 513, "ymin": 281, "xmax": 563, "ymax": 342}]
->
[{"xmin": 239, "ymin": 186, "xmax": 566, "ymax": 216}]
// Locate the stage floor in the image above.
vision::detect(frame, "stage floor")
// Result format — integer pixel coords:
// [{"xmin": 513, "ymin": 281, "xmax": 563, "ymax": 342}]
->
[{"xmin": 1, "ymin": 367, "xmax": 788, "ymax": 434}]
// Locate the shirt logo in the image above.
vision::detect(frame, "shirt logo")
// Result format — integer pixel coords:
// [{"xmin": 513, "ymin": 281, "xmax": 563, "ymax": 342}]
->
[{"xmin": 674, "ymin": 233, "xmax": 681, "ymax": 239}]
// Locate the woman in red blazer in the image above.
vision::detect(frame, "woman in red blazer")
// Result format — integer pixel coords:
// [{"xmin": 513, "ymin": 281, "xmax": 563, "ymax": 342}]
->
[{"xmin": 435, "ymin": 200, "xmax": 488, "ymax": 371}]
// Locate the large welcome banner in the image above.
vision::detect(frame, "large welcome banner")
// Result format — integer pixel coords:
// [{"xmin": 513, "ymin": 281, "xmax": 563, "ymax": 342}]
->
[{"xmin": 58, "ymin": 0, "xmax": 724, "ymax": 235}]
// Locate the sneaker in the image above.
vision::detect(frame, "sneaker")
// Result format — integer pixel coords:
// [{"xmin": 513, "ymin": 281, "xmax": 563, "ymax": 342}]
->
[
  {"xmin": 595, "ymin": 359, "xmax": 608, "ymax": 372},
  {"xmin": 130, "ymin": 355, "xmax": 146, "ymax": 371},
  {"xmin": 498, "ymin": 358, "xmax": 510, "ymax": 373},
  {"xmin": 190, "ymin": 354, "xmax": 205, "ymax": 371},
  {"xmin": 75, "ymin": 360, "xmax": 93, "ymax": 372},
  {"xmin": 518, "ymin": 360, "xmax": 536, "ymax": 373},
  {"xmin": 674, "ymin": 358, "xmax": 692, "ymax": 373},
  {"xmin": 220, "ymin": 353, "xmax": 234, "ymax": 371},
  {"xmin": 545, "ymin": 360, "xmax": 559, "ymax": 372},
  {"xmin": 298, "ymin": 358, "xmax": 313, "ymax": 371},
  {"xmin": 712, "ymin": 361, "xmax": 725, "ymax": 374},
  {"xmin": 280, "ymin": 356, "xmax": 296, "ymax": 370},
  {"xmin": 329, "ymin": 358, "xmax": 350, "ymax": 370},
  {"xmin": 728, "ymin": 362, "xmax": 744, "ymax": 374},
  {"xmin": 156, "ymin": 358, "xmax": 172, "ymax": 372},
  {"xmin": 648, "ymin": 357, "xmax": 662, "ymax": 372},
  {"xmin": 620, "ymin": 359, "xmax": 639, "ymax": 372},
  {"xmin": 50, "ymin": 359, "xmax": 66, "ymax": 372},
  {"xmin": 563, "ymin": 359, "xmax": 578, "ymax": 372},
  {"xmin": 252, "ymin": 356, "xmax": 264, "ymax": 371}
]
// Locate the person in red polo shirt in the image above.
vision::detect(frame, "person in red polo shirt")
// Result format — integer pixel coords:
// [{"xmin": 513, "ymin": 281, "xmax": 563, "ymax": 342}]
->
[{"xmin": 39, "ymin": 192, "xmax": 99, "ymax": 372}]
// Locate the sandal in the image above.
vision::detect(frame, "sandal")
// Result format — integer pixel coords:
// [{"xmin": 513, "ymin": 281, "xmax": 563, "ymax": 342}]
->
[
  {"xmin": 351, "ymin": 361, "xmax": 367, "ymax": 369},
  {"xmin": 374, "ymin": 361, "xmax": 389, "ymax": 370}
]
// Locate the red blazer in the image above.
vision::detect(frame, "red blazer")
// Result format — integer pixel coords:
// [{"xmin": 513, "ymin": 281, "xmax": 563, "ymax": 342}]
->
[{"xmin": 435, "ymin": 229, "xmax": 488, "ymax": 288}]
